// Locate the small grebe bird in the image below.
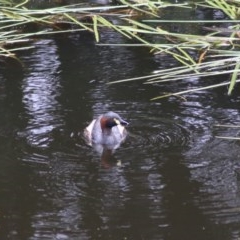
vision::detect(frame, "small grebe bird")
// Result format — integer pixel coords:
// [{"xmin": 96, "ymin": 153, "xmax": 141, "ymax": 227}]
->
[{"xmin": 84, "ymin": 111, "xmax": 129, "ymax": 147}]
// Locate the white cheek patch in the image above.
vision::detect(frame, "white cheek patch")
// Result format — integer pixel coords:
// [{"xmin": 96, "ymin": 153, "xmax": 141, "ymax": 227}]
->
[{"xmin": 114, "ymin": 118, "xmax": 121, "ymax": 125}]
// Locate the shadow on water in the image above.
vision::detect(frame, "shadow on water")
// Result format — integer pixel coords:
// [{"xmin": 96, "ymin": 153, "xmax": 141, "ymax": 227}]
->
[{"xmin": 1, "ymin": 4, "xmax": 240, "ymax": 240}]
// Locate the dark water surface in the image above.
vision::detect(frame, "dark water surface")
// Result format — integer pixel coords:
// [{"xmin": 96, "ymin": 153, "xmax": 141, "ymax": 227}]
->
[{"xmin": 1, "ymin": 3, "xmax": 240, "ymax": 240}]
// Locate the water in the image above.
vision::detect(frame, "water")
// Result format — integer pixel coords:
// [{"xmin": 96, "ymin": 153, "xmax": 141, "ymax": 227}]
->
[{"xmin": 1, "ymin": 4, "xmax": 240, "ymax": 240}]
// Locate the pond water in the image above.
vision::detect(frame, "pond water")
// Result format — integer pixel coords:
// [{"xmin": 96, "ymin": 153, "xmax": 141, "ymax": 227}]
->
[{"xmin": 1, "ymin": 2, "xmax": 240, "ymax": 240}]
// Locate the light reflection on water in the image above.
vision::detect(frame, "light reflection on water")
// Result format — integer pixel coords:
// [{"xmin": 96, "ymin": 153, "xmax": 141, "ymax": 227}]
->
[
  {"xmin": 21, "ymin": 40, "xmax": 62, "ymax": 148},
  {"xmin": 0, "ymin": 21, "xmax": 240, "ymax": 240}
]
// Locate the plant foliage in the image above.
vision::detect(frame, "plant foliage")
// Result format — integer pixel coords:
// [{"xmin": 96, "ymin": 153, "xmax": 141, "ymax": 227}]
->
[{"xmin": 1, "ymin": 0, "xmax": 240, "ymax": 97}]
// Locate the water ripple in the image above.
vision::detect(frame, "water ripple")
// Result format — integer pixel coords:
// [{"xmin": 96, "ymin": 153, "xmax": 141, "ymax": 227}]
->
[{"xmin": 127, "ymin": 118, "xmax": 190, "ymax": 149}]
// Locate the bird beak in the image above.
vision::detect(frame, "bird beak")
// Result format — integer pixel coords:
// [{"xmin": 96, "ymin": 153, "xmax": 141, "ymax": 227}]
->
[{"xmin": 121, "ymin": 120, "xmax": 129, "ymax": 126}]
